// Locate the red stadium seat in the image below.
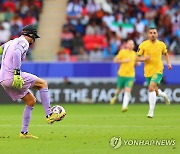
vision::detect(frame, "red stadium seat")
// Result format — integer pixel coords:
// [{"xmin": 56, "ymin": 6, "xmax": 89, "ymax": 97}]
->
[
  {"xmin": 83, "ymin": 35, "xmax": 106, "ymax": 50},
  {"xmin": 69, "ymin": 55, "xmax": 78, "ymax": 62},
  {"xmin": 64, "ymin": 48, "xmax": 71, "ymax": 55}
]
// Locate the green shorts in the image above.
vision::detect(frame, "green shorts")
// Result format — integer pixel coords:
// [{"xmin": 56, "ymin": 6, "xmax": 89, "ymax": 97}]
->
[
  {"xmin": 145, "ymin": 73, "xmax": 163, "ymax": 86},
  {"xmin": 117, "ymin": 75, "xmax": 135, "ymax": 89}
]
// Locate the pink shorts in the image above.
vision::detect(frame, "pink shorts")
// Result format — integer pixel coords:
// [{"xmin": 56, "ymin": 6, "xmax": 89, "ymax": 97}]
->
[{"xmin": 1, "ymin": 72, "xmax": 37, "ymax": 101}]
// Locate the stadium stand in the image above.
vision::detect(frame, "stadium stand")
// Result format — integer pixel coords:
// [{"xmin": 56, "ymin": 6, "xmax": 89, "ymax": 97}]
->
[
  {"xmin": 33, "ymin": 0, "xmax": 67, "ymax": 61},
  {"xmin": 0, "ymin": 0, "xmax": 43, "ymax": 60},
  {"xmin": 0, "ymin": 0, "xmax": 179, "ymax": 61},
  {"xmin": 59, "ymin": 0, "xmax": 180, "ymax": 61}
]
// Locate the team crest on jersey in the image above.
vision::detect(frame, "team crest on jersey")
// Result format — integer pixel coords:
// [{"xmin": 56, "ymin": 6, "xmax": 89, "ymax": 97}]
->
[
  {"xmin": 152, "ymin": 74, "xmax": 157, "ymax": 80},
  {"xmin": 21, "ymin": 43, "xmax": 26, "ymax": 49},
  {"xmin": 18, "ymin": 41, "xmax": 27, "ymax": 49},
  {"xmin": 128, "ymin": 81, "xmax": 133, "ymax": 87}
]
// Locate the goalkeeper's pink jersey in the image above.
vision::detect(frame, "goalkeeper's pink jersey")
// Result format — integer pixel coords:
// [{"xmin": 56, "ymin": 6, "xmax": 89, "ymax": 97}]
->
[{"xmin": 0, "ymin": 36, "xmax": 29, "ymax": 82}]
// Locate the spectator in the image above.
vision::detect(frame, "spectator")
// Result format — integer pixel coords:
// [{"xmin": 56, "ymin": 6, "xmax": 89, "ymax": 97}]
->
[
  {"xmin": 116, "ymin": 26, "xmax": 127, "ymax": 39},
  {"xmin": 89, "ymin": 45, "xmax": 103, "ymax": 61},
  {"xmin": 18, "ymin": 0, "xmax": 30, "ymax": 18},
  {"xmin": 72, "ymin": 32, "xmax": 84, "ymax": 55},
  {"xmin": 135, "ymin": 18, "xmax": 145, "ymax": 34},
  {"xmin": 62, "ymin": 0, "xmax": 180, "ymax": 60},
  {"xmin": 10, "ymin": 12, "xmax": 23, "ymax": 28},
  {"xmin": 3, "ymin": 0, "xmax": 16, "ymax": 13},
  {"xmin": 0, "ymin": 0, "xmax": 43, "ymax": 60},
  {"xmin": 86, "ymin": 0, "xmax": 100, "ymax": 14},
  {"xmin": 57, "ymin": 47, "xmax": 70, "ymax": 61},
  {"xmin": 61, "ymin": 26, "xmax": 74, "ymax": 51},
  {"xmin": 78, "ymin": 47, "xmax": 89, "ymax": 61},
  {"xmin": 29, "ymin": 4, "xmax": 40, "ymax": 21},
  {"xmin": 169, "ymin": 36, "xmax": 180, "ymax": 55},
  {"xmin": 32, "ymin": 0, "xmax": 43, "ymax": 12},
  {"xmin": 101, "ymin": 0, "xmax": 113, "ymax": 14},
  {"xmin": 102, "ymin": 11, "xmax": 115, "ymax": 29},
  {"xmin": 171, "ymin": 11, "xmax": 180, "ymax": 37},
  {"xmin": 23, "ymin": 11, "xmax": 37, "ymax": 26},
  {"xmin": 4, "ymin": 8, "xmax": 14, "ymax": 22},
  {"xmin": 0, "ymin": 9, "xmax": 5, "ymax": 22},
  {"xmin": 103, "ymin": 42, "xmax": 117, "ymax": 59},
  {"xmin": 86, "ymin": 20, "xmax": 100, "ymax": 35},
  {"xmin": 97, "ymin": 21, "xmax": 108, "ymax": 35},
  {"xmin": 67, "ymin": 0, "xmax": 82, "ymax": 20},
  {"xmin": 109, "ymin": 31, "xmax": 121, "ymax": 49},
  {"xmin": 0, "ymin": 23, "xmax": 11, "ymax": 45},
  {"xmin": 10, "ymin": 24, "xmax": 21, "ymax": 39},
  {"xmin": 74, "ymin": 18, "xmax": 86, "ymax": 35}
]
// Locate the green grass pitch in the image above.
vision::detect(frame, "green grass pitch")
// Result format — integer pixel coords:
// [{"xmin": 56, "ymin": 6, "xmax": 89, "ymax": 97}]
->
[{"xmin": 0, "ymin": 103, "xmax": 179, "ymax": 154}]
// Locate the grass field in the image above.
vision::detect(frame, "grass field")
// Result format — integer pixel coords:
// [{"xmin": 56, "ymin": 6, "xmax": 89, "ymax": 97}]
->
[{"xmin": 0, "ymin": 103, "xmax": 179, "ymax": 154}]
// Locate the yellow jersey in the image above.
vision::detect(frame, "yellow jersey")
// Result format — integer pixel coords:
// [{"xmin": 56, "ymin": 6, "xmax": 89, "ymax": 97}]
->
[
  {"xmin": 116, "ymin": 49, "xmax": 137, "ymax": 77},
  {"xmin": 137, "ymin": 40, "xmax": 167, "ymax": 77}
]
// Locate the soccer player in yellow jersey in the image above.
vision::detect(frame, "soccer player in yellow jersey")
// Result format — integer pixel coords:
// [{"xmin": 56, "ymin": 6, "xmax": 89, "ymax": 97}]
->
[
  {"xmin": 137, "ymin": 28, "xmax": 172, "ymax": 118},
  {"xmin": 110, "ymin": 40, "xmax": 138, "ymax": 112}
]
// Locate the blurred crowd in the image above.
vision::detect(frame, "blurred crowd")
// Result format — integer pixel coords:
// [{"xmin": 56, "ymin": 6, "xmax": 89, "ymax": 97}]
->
[
  {"xmin": 59, "ymin": 0, "xmax": 180, "ymax": 61},
  {"xmin": 0, "ymin": 0, "xmax": 43, "ymax": 60}
]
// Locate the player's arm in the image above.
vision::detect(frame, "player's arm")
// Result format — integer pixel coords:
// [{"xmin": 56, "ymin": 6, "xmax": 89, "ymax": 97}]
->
[
  {"xmin": 163, "ymin": 53, "xmax": 172, "ymax": 70},
  {"xmin": 135, "ymin": 59, "xmax": 141, "ymax": 66},
  {"xmin": 12, "ymin": 45, "xmax": 24, "ymax": 89},
  {"xmin": 13, "ymin": 49, "xmax": 22, "ymax": 69},
  {"xmin": 113, "ymin": 56, "xmax": 130, "ymax": 63},
  {"xmin": 162, "ymin": 42, "xmax": 172, "ymax": 70},
  {"xmin": 136, "ymin": 55, "xmax": 150, "ymax": 62},
  {"xmin": 136, "ymin": 43, "xmax": 150, "ymax": 62}
]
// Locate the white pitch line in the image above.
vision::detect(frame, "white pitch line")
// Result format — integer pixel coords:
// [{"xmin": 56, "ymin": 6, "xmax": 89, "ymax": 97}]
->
[{"xmin": 0, "ymin": 124, "xmax": 180, "ymax": 128}]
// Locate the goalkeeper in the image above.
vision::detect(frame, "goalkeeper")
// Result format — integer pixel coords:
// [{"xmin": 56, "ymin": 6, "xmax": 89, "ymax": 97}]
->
[{"xmin": 0, "ymin": 25, "xmax": 64, "ymax": 139}]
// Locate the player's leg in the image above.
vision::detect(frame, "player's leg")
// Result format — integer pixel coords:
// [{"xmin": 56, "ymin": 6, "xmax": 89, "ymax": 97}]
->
[
  {"xmin": 21, "ymin": 73, "xmax": 56, "ymax": 123},
  {"xmin": 20, "ymin": 92, "xmax": 38, "ymax": 139},
  {"xmin": 122, "ymin": 77, "xmax": 134, "ymax": 112},
  {"xmin": 155, "ymin": 89, "xmax": 170, "ymax": 106},
  {"xmin": 33, "ymin": 77, "xmax": 52, "ymax": 117},
  {"xmin": 122, "ymin": 87, "xmax": 131, "ymax": 112},
  {"xmin": 155, "ymin": 88, "xmax": 170, "ymax": 105},
  {"xmin": 148, "ymin": 81, "xmax": 158, "ymax": 118},
  {"xmin": 33, "ymin": 77, "xmax": 65, "ymax": 124},
  {"xmin": 152, "ymin": 74, "xmax": 170, "ymax": 104},
  {"xmin": 110, "ymin": 88, "xmax": 121, "ymax": 104},
  {"xmin": 110, "ymin": 75, "xmax": 124, "ymax": 105}
]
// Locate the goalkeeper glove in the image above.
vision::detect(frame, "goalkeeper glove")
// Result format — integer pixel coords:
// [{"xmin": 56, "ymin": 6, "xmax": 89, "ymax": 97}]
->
[
  {"xmin": 0, "ymin": 46, "xmax": 3, "ymax": 55},
  {"xmin": 12, "ymin": 69, "xmax": 24, "ymax": 89}
]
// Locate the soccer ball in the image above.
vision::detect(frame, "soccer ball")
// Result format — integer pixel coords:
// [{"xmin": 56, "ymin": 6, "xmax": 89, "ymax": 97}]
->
[{"xmin": 51, "ymin": 105, "xmax": 66, "ymax": 121}]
